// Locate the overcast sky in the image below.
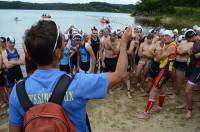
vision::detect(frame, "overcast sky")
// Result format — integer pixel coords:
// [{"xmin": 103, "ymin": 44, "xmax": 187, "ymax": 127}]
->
[{"xmin": 4, "ymin": 0, "xmax": 140, "ymax": 4}]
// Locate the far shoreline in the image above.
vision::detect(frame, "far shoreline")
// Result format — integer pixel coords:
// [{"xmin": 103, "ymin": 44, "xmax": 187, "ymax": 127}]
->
[{"xmin": 0, "ymin": 9, "xmax": 131, "ymax": 15}]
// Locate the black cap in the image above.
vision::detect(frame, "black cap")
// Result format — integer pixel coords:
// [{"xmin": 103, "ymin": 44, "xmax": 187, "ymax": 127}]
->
[
  {"xmin": 0, "ymin": 37, "xmax": 6, "ymax": 43},
  {"xmin": 147, "ymin": 33, "xmax": 154, "ymax": 39},
  {"xmin": 185, "ymin": 29, "xmax": 197, "ymax": 40}
]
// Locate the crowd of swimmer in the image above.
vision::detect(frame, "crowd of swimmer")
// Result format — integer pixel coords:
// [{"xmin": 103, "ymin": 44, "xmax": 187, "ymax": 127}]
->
[{"xmin": 0, "ymin": 24, "xmax": 200, "ymax": 120}]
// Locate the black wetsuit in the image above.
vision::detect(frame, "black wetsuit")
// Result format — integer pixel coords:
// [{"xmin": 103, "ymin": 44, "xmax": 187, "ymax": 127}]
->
[
  {"xmin": 91, "ymin": 37, "xmax": 100, "ymax": 60},
  {"xmin": 127, "ymin": 40, "xmax": 133, "ymax": 72},
  {"xmin": 6, "ymin": 48, "xmax": 23, "ymax": 88},
  {"xmin": 186, "ymin": 41, "xmax": 200, "ymax": 84},
  {"xmin": 91, "ymin": 37, "xmax": 100, "ymax": 68}
]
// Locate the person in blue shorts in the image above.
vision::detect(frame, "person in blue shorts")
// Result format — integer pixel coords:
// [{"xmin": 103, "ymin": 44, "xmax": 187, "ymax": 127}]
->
[
  {"xmin": 59, "ymin": 34, "xmax": 71, "ymax": 74},
  {"xmin": 9, "ymin": 20, "xmax": 132, "ymax": 132},
  {"xmin": 74, "ymin": 34, "xmax": 96, "ymax": 73},
  {"xmin": 2, "ymin": 36, "xmax": 24, "ymax": 89}
]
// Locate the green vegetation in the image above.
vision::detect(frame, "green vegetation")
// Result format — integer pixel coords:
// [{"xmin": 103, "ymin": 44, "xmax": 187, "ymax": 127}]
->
[
  {"xmin": 132, "ymin": 0, "xmax": 200, "ymax": 28},
  {"xmin": 0, "ymin": 1, "xmax": 135, "ymax": 13}
]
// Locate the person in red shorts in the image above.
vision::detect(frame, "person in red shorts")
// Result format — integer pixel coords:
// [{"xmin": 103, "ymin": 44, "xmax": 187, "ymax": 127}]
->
[{"xmin": 137, "ymin": 30, "xmax": 177, "ymax": 119}]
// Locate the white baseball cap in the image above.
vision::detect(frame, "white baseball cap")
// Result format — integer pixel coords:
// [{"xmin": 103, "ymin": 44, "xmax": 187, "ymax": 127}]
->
[
  {"xmin": 173, "ymin": 29, "xmax": 178, "ymax": 34},
  {"xmin": 135, "ymin": 25, "xmax": 143, "ymax": 32},
  {"xmin": 7, "ymin": 36, "xmax": 15, "ymax": 44},
  {"xmin": 159, "ymin": 28, "xmax": 165, "ymax": 35}
]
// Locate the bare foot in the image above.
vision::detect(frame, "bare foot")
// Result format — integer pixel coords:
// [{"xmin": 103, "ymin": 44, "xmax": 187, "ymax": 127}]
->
[
  {"xmin": 139, "ymin": 92, "xmax": 149, "ymax": 97},
  {"xmin": 140, "ymin": 87, "xmax": 145, "ymax": 93},
  {"xmin": 137, "ymin": 83, "xmax": 141, "ymax": 88},
  {"xmin": 153, "ymin": 106, "xmax": 162, "ymax": 113},
  {"xmin": 185, "ymin": 110, "xmax": 192, "ymax": 119},
  {"xmin": 176, "ymin": 104, "xmax": 187, "ymax": 109},
  {"xmin": 169, "ymin": 94, "xmax": 177, "ymax": 99},
  {"xmin": 108, "ymin": 90, "xmax": 114, "ymax": 95},
  {"xmin": 130, "ymin": 88, "xmax": 135, "ymax": 92},
  {"xmin": 136, "ymin": 112, "xmax": 149, "ymax": 119},
  {"xmin": 127, "ymin": 91, "xmax": 132, "ymax": 99},
  {"xmin": 166, "ymin": 91, "xmax": 173, "ymax": 95},
  {"xmin": 0, "ymin": 103, "xmax": 7, "ymax": 109}
]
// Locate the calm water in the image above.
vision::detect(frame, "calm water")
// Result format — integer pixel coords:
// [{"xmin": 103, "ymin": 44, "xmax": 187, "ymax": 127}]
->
[{"xmin": 0, "ymin": 9, "xmax": 140, "ymax": 49}]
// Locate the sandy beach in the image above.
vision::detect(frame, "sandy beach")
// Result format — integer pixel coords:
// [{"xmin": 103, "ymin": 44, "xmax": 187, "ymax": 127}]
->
[{"xmin": 1, "ymin": 80, "xmax": 200, "ymax": 132}]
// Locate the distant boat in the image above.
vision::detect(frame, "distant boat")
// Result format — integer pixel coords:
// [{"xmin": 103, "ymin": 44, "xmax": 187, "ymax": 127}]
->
[
  {"xmin": 100, "ymin": 17, "xmax": 110, "ymax": 24},
  {"xmin": 14, "ymin": 17, "xmax": 21, "ymax": 22}
]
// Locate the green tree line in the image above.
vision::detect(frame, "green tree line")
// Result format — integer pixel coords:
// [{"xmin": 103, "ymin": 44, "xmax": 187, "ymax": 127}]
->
[
  {"xmin": 133, "ymin": 0, "xmax": 200, "ymax": 15},
  {"xmin": 0, "ymin": 1, "xmax": 135, "ymax": 13}
]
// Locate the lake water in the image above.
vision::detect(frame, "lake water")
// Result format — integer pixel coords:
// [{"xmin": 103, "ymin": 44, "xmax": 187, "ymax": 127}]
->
[{"xmin": 0, "ymin": 9, "xmax": 142, "ymax": 49}]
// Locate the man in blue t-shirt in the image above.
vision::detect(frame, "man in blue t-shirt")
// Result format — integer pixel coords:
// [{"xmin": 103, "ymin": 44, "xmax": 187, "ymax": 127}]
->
[{"xmin": 9, "ymin": 20, "xmax": 132, "ymax": 132}]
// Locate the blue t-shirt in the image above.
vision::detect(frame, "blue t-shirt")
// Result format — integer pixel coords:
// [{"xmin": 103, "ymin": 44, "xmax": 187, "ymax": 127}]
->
[
  {"xmin": 9, "ymin": 69, "xmax": 109, "ymax": 132},
  {"xmin": 60, "ymin": 46, "xmax": 70, "ymax": 65}
]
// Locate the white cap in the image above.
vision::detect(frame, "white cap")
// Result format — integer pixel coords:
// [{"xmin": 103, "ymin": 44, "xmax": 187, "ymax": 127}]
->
[
  {"xmin": 63, "ymin": 34, "xmax": 69, "ymax": 41},
  {"xmin": 72, "ymin": 28, "xmax": 79, "ymax": 34},
  {"xmin": 148, "ymin": 29, "xmax": 154, "ymax": 33},
  {"xmin": 135, "ymin": 25, "xmax": 143, "ymax": 32},
  {"xmin": 181, "ymin": 28, "xmax": 187, "ymax": 32},
  {"xmin": 173, "ymin": 29, "xmax": 178, "ymax": 34},
  {"xmin": 177, "ymin": 35, "xmax": 184, "ymax": 42},
  {"xmin": 196, "ymin": 27, "xmax": 200, "ymax": 32},
  {"xmin": 136, "ymin": 25, "xmax": 142, "ymax": 29},
  {"xmin": 159, "ymin": 28, "xmax": 165, "ymax": 35},
  {"xmin": 193, "ymin": 25, "xmax": 199, "ymax": 30},
  {"xmin": 7, "ymin": 36, "xmax": 15, "ymax": 44},
  {"xmin": 163, "ymin": 30, "xmax": 174, "ymax": 38}
]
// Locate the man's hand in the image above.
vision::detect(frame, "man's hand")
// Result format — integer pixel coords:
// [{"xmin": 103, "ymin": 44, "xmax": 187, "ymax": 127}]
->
[
  {"xmin": 77, "ymin": 66, "xmax": 80, "ymax": 72},
  {"xmin": 102, "ymin": 61, "xmax": 105, "ymax": 68},
  {"xmin": 122, "ymin": 26, "xmax": 132, "ymax": 44}
]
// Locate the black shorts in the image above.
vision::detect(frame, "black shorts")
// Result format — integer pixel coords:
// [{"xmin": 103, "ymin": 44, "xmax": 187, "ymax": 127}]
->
[
  {"xmin": 80, "ymin": 61, "xmax": 90, "ymax": 72},
  {"xmin": 70, "ymin": 54, "xmax": 77, "ymax": 68},
  {"xmin": 148, "ymin": 60, "xmax": 160, "ymax": 78},
  {"xmin": 104, "ymin": 57, "xmax": 118, "ymax": 72},
  {"xmin": 7, "ymin": 66, "xmax": 23, "ymax": 88},
  {"xmin": 0, "ymin": 70, "xmax": 6, "ymax": 87},
  {"xmin": 174, "ymin": 61, "xmax": 187, "ymax": 72},
  {"xmin": 127, "ymin": 56, "xmax": 132, "ymax": 72},
  {"xmin": 135, "ymin": 55, "xmax": 140, "ymax": 65},
  {"xmin": 59, "ymin": 64, "xmax": 70, "ymax": 74},
  {"xmin": 187, "ymin": 67, "xmax": 200, "ymax": 85}
]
